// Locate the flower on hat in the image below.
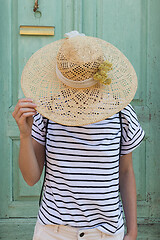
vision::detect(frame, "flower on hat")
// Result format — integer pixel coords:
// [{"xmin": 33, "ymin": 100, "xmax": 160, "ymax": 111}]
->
[
  {"xmin": 64, "ymin": 31, "xmax": 85, "ymax": 39},
  {"xmin": 93, "ymin": 60, "xmax": 113, "ymax": 85}
]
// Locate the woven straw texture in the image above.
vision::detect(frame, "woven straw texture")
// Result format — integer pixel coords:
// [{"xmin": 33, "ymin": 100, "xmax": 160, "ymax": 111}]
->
[
  {"xmin": 21, "ymin": 36, "xmax": 137, "ymax": 126},
  {"xmin": 57, "ymin": 37, "xmax": 104, "ymax": 81}
]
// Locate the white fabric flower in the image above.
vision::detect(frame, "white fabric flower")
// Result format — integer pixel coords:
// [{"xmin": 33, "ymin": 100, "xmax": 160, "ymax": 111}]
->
[{"xmin": 64, "ymin": 30, "xmax": 85, "ymax": 39}]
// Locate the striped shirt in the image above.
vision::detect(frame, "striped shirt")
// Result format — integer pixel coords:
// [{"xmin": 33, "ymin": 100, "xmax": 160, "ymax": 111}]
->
[{"xmin": 32, "ymin": 104, "xmax": 145, "ymax": 235}]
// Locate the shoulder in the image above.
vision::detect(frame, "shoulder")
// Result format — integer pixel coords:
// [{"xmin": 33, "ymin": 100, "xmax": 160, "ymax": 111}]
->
[
  {"xmin": 32, "ymin": 113, "xmax": 49, "ymax": 145},
  {"xmin": 33, "ymin": 113, "xmax": 48, "ymax": 128},
  {"xmin": 120, "ymin": 104, "xmax": 145, "ymax": 155},
  {"xmin": 121, "ymin": 104, "xmax": 137, "ymax": 120},
  {"xmin": 120, "ymin": 104, "xmax": 139, "ymax": 128},
  {"xmin": 32, "ymin": 113, "xmax": 49, "ymax": 135}
]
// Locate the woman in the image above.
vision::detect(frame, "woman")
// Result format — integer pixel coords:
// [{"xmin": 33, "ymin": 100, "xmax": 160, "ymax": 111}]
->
[{"xmin": 13, "ymin": 31, "xmax": 145, "ymax": 240}]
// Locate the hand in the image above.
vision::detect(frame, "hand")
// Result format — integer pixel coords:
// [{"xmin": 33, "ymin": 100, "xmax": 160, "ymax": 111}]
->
[
  {"xmin": 123, "ymin": 233, "xmax": 137, "ymax": 240},
  {"xmin": 12, "ymin": 98, "xmax": 37, "ymax": 139}
]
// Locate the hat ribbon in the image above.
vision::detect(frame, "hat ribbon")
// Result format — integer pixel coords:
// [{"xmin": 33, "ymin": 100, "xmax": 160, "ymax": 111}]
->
[{"xmin": 56, "ymin": 65, "xmax": 98, "ymax": 88}]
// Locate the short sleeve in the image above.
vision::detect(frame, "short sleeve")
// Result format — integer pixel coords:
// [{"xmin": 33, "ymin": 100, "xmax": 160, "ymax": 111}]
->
[
  {"xmin": 32, "ymin": 113, "xmax": 48, "ymax": 145},
  {"xmin": 120, "ymin": 104, "xmax": 145, "ymax": 155}
]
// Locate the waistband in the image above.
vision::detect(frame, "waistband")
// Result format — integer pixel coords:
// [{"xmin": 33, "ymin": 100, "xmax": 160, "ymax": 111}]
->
[{"xmin": 35, "ymin": 221, "xmax": 124, "ymax": 240}]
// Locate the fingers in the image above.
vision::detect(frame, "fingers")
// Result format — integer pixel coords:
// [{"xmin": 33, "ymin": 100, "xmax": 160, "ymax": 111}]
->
[
  {"xmin": 13, "ymin": 98, "xmax": 36, "ymax": 116},
  {"xmin": 16, "ymin": 107, "xmax": 36, "ymax": 120},
  {"xmin": 12, "ymin": 98, "xmax": 37, "ymax": 124},
  {"xmin": 17, "ymin": 111, "xmax": 35, "ymax": 127}
]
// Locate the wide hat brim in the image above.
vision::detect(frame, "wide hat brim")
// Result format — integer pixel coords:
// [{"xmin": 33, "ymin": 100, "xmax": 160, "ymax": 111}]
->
[{"xmin": 21, "ymin": 37, "xmax": 137, "ymax": 126}]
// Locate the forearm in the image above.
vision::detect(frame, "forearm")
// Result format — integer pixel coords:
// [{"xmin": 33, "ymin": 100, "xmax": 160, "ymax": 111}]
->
[
  {"xmin": 12, "ymin": 99, "xmax": 44, "ymax": 186},
  {"xmin": 19, "ymin": 135, "xmax": 41, "ymax": 186},
  {"xmin": 120, "ymin": 168, "xmax": 137, "ymax": 238}
]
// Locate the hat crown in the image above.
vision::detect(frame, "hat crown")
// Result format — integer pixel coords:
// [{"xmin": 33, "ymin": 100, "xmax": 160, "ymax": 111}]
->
[{"xmin": 57, "ymin": 36, "xmax": 104, "ymax": 82}]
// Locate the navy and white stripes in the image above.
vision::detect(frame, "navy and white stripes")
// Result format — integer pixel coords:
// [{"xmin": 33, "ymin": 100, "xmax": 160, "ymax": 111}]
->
[{"xmin": 32, "ymin": 104, "xmax": 144, "ymax": 235}]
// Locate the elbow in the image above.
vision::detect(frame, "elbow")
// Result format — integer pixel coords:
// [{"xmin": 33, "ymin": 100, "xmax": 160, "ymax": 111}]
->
[
  {"xmin": 23, "ymin": 176, "xmax": 40, "ymax": 186},
  {"xmin": 27, "ymin": 180, "xmax": 36, "ymax": 187},
  {"xmin": 19, "ymin": 166, "xmax": 41, "ymax": 186}
]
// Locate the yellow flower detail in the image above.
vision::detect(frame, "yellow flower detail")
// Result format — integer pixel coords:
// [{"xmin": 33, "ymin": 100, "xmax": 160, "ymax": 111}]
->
[{"xmin": 93, "ymin": 60, "xmax": 113, "ymax": 85}]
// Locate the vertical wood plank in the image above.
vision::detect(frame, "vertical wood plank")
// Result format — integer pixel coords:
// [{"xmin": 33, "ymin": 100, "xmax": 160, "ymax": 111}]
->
[
  {"xmin": 146, "ymin": 0, "xmax": 160, "ymax": 219},
  {"xmin": 62, "ymin": 0, "xmax": 74, "ymax": 34},
  {"xmin": 82, "ymin": 0, "xmax": 97, "ymax": 36},
  {"xmin": 73, "ymin": 0, "xmax": 83, "ymax": 32},
  {"xmin": 96, "ymin": 0, "xmax": 104, "ymax": 38},
  {"xmin": 0, "ymin": 0, "xmax": 12, "ymax": 218}
]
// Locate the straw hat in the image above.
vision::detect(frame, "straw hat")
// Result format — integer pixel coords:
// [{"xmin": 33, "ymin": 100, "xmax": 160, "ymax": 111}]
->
[{"xmin": 21, "ymin": 31, "xmax": 137, "ymax": 126}]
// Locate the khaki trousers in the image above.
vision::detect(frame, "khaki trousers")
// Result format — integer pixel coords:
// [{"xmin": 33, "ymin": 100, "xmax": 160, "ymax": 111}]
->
[{"xmin": 33, "ymin": 221, "xmax": 124, "ymax": 240}]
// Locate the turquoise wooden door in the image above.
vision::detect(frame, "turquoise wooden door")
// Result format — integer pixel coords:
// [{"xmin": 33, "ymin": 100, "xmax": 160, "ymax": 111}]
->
[{"xmin": 0, "ymin": 0, "xmax": 160, "ymax": 239}]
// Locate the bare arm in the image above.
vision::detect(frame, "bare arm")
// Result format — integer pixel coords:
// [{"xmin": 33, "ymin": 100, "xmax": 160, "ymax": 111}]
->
[
  {"xmin": 119, "ymin": 152, "xmax": 137, "ymax": 240},
  {"xmin": 12, "ymin": 98, "xmax": 45, "ymax": 186},
  {"xmin": 19, "ymin": 137, "xmax": 45, "ymax": 186}
]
